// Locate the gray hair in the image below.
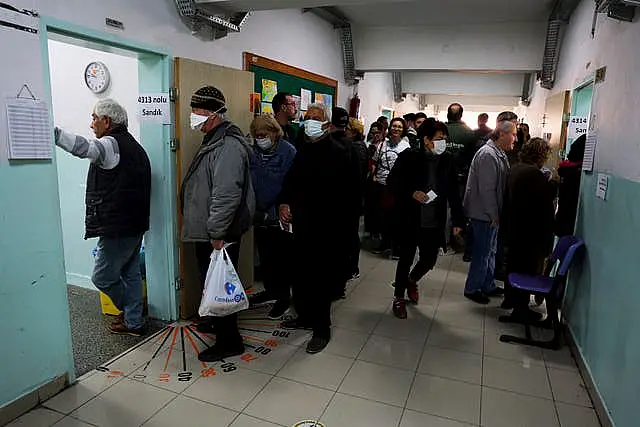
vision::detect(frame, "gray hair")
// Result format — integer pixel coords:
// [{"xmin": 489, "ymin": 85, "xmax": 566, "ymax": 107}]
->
[
  {"xmin": 490, "ymin": 120, "xmax": 516, "ymax": 140},
  {"xmin": 306, "ymin": 103, "xmax": 331, "ymax": 122},
  {"xmin": 94, "ymin": 98, "xmax": 128, "ymax": 128}
]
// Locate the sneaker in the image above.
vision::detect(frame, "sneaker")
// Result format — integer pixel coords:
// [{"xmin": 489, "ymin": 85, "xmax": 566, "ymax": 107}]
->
[
  {"xmin": 195, "ymin": 320, "xmax": 216, "ymax": 334},
  {"xmin": 464, "ymin": 292, "xmax": 490, "ymax": 305},
  {"xmin": 198, "ymin": 343, "xmax": 245, "ymax": 362},
  {"xmin": 463, "ymin": 254, "xmax": 472, "ymax": 263},
  {"xmin": 392, "ymin": 298, "xmax": 407, "ymax": 319},
  {"xmin": 268, "ymin": 300, "xmax": 290, "ymax": 320},
  {"xmin": 109, "ymin": 322, "xmax": 144, "ymax": 337},
  {"xmin": 407, "ymin": 284, "xmax": 419, "ymax": 305},
  {"xmin": 487, "ymin": 287, "xmax": 505, "ymax": 297},
  {"xmin": 391, "ymin": 253, "xmax": 400, "ymax": 261},
  {"xmin": 280, "ymin": 318, "xmax": 313, "ymax": 330},
  {"xmin": 248, "ymin": 291, "xmax": 276, "ymax": 307},
  {"xmin": 306, "ymin": 336, "xmax": 330, "ymax": 354}
]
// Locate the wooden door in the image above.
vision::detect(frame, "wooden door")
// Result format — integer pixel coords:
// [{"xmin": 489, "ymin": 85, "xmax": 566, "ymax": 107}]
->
[{"xmin": 174, "ymin": 57, "xmax": 254, "ymax": 319}]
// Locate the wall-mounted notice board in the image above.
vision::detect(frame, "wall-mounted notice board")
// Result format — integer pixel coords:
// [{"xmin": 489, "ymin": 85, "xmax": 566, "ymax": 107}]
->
[{"xmin": 243, "ymin": 52, "xmax": 338, "ymax": 114}]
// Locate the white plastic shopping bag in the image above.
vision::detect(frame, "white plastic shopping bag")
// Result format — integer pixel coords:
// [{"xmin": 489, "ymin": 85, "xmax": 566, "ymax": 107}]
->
[{"xmin": 198, "ymin": 247, "xmax": 249, "ymax": 317}]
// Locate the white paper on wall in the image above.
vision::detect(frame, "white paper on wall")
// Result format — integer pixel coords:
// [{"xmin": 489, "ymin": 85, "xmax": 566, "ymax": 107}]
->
[
  {"xmin": 583, "ymin": 133, "xmax": 597, "ymax": 172},
  {"xmin": 6, "ymin": 97, "xmax": 52, "ymax": 160}
]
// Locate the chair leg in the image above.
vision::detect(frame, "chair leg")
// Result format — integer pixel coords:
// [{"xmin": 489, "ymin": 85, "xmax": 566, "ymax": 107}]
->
[{"xmin": 499, "ymin": 297, "xmax": 562, "ymax": 351}]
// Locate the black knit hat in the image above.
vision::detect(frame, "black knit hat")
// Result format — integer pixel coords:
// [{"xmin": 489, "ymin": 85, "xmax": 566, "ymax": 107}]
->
[
  {"xmin": 191, "ymin": 86, "xmax": 227, "ymax": 113},
  {"xmin": 332, "ymin": 107, "xmax": 349, "ymax": 128}
]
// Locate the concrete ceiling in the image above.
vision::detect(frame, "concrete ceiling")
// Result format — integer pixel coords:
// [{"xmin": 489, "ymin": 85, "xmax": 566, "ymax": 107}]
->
[
  {"xmin": 195, "ymin": 0, "xmax": 556, "ymax": 25},
  {"xmin": 340, "ymin": 0, "xmax": 556, "ymax": 25}
]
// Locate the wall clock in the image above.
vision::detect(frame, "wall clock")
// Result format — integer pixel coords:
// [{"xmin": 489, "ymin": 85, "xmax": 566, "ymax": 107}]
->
[{"xmin": 84, "ymin": 61, "xmax": 111, "ymax": 94}]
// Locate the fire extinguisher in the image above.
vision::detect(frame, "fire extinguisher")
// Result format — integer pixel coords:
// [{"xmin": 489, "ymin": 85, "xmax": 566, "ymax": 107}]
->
[{"xmin": 349, "ymin": 94, "xmax": 361, "ymax": 118}]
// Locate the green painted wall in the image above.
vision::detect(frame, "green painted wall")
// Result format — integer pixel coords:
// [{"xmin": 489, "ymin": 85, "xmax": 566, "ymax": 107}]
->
[{"xmin": 565, "ymin": 172, "xmax": 640, "ymax": 427}]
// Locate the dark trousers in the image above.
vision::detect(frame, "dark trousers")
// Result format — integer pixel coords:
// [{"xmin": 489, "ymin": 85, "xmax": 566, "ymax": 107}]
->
[
  {"xmin": 347, "ymin": 214, "xmax": 362, "ymax": 276},
  {"xmin": 505, "ymin": 245, "xmax": 545, "ymax": 310},
  {"xmin": 292, "ymin": 240, "xmax": 338, "ymax": 339},
  {"xmin": 394, "ymin": 228, "xmax": 441, "ymax": 299},
  {"xmin": 255, "ymin": 226, "xmax": 293, "ymax": 303},
  {"xmin": 195, "ymin": 242, "xmax": 243, "ymax": 348},
  {"xmin": 373, "ymin": 182, "xmax": 399, "ymax": 253}
]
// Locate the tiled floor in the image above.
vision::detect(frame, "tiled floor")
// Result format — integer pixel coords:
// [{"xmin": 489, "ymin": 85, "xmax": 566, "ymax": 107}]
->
[{"xmin": 11, "ymin": 252, "xmax": 602, "ymax": 427}]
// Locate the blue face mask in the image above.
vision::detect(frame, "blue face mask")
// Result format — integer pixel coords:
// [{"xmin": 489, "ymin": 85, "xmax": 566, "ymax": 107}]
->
[{"xmin": 304, "ymin": 120, "xmax": 326, "ymax": 139}]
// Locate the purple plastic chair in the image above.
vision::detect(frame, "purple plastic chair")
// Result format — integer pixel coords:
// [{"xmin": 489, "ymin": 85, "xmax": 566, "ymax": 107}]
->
[{"xmin": 499, "ymin": 236, "xmax": 585, "ymax": 350}]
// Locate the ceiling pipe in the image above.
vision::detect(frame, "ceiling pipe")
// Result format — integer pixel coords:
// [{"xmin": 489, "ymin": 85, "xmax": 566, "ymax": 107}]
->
[{"xmin": 540, "ymin": 0, "xmax": 582, "ymax": 89}]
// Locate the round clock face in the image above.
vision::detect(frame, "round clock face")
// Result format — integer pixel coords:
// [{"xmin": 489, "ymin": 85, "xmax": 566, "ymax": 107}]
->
[{"xmin": 84, "ymin": 61, "xmax": 110, "ymax": 94}]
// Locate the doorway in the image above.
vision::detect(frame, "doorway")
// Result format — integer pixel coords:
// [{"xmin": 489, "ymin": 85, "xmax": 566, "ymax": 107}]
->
[{"xmin": 42, "ymin": 21, "xmax": 177, "ymax": 377}]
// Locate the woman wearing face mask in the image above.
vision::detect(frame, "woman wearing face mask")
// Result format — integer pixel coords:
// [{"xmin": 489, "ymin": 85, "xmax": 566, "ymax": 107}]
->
[
  {"xmin": 247, "ymin": 114, "xmax": 297, "ymax": 320},
  {"xmin": 371, "ymin": 117, "xmax": 411, "ymax": 258},
  {"xmin": 387, "ymin": 120, "xmax": 464, "ymax": 319}
]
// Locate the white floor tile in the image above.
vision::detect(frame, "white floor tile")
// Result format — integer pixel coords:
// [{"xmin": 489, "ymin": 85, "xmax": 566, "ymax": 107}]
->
[
  {"xmin": 483, "ymin": 331, "xmax": 545, "ymax": 366},
  {"xmin": 358, "ymin": 334, "xmax": 424, "ymax": 371},
  {"xmin": 225, "ymin": 343, "xmax": 299, "ymax": 375},
  {"xmin": 481, "ymin": 387, "xmax": 559, "ymax": 427},
  {"xmin": 332, "ymin": 306, "xmax": 382, "ymax": 334},
  {"xmin": 346, "ymin": 294, "xmax": 393, "ymax": 312},
  {"xmin": 71, "ymin": 378, "xmax": 176, "ymax": 427},
  {"xmin": 52, "ymin": 417, "xmax": 95, "ymax": 427},
  {"xmin": 182, "ymin": 366, "xmax": 271, "ymax": 412},
  {"xmin": 228, "ymin": 414, "xmax": 282, "ymax": 427},
  {"xmin": 339, "ymin": 360, "xmax": 414, "ymax": 407},
  {"xmin": 419, "ymin": 347, "xmax": 482, "ymax": 385},
  {"xmin": 142, "ymin": 395, "xmax": 237, "ymax": 426},
  {"xmin": 7, "ymin": 408, "xmax": 64, "ymax": 427},
  {"xmin": 407, "ymin": 374, "xmax": 481, "ymax": 425},
  {"xmin": 543, "ymin": 348, "xmax": 579, "ymax": 372},
  {"xmin": 400, "ymin": 409, "xmax": 476, "ymax": 427},
  {"xmin": 43, "ymin": 371, "xmax": 122, "ymax": 414},
  {"xmin": 483, "ymin": 356, "xmax": 553, "ymax": 399},
  {"xmin": 434, "ymin": 306, "xmax": 485, "ymax": 332},
  {"xmin": 320, "ymin": 393, "xmax": 403, "ymax": 427},
  {"xmin": 278, "ymin": 348, "xmax": 353, "ymax": 391},
  {"xmin": 323, "ymin": 327, "xmax": 369, "ymax": 358},
  {"xmin": 555, "ymin": 402, "xmax": 601, "ymax": 427},
  {"xmin": 427, "ymin": 324, "xmax": 484, "ymax": 355},
  {"xmin": 548, "ymin": 368, "xmax": 593, "ymax": 407},
  {"xmin": 372, "ymin": 314, "xmax": 431, "ymax": 342},
  {"xmin": 244, "ymin": 378, "xmax": 333, "ymax": 427}
]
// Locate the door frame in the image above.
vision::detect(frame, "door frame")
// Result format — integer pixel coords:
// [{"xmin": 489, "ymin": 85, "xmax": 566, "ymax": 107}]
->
[{"xmin": 39, "ymin": 17, "xmax": 179, "ymax": 321}]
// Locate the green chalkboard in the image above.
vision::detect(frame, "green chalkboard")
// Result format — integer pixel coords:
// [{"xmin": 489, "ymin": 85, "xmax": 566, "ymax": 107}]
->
[{"xmin": 248, "ymin": 65, "xmax": 337, "ymax": 114}]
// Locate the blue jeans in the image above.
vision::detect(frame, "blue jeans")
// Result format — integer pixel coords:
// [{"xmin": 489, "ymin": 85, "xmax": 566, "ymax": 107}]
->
[
  {"xmin": 464, "ymin": 219, "xmax": 498, "ymax": 295},
  {"xmin": 92, "ymin": 234, "xmax": 144, "ymax": 329}
]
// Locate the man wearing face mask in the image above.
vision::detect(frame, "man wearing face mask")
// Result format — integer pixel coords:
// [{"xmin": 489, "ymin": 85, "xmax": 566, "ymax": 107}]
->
[
  {"xmin": 278, "ymin": 103, "xmax": 361, "ymax": 354},
  {"xmin": 247, "ymin": 114, "xmax": 296, "ymax": 320},
  {"xmin": 181, "ymin": 86, "xmax": 256, "ymax": 362},
  {"xmin": 387, "ymin": 120, "xmax": 464, "ymax": 319}
]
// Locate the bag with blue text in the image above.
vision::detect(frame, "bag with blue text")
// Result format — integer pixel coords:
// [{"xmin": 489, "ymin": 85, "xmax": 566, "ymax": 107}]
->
[{"xmin": 198, "ymin": 247, "xmax": 249, "ymax": 317}]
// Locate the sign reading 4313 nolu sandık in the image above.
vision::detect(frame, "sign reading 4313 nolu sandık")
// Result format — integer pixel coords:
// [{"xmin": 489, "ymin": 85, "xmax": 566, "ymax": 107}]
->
[{"xmin": 137, "ymin": 93, "xmax": 171, "ymax": 124}]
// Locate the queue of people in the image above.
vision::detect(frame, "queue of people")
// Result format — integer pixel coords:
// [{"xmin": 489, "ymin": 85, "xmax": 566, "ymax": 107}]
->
[{"xmin": 54, "ymin": 87, "xmax": 583, "ymax": 359}]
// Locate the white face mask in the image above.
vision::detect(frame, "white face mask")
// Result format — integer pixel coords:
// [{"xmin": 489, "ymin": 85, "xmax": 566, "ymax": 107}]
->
[
  {"xmin": 304, "ymin": 120, "xmax": 326, "ymax": 139},
  {"xmin": 190, "ymin": 113, "xmax": 210, "ymax": 131},
  {"xmin": 255, "ymin": 137, "xmax": 273, "ymax": 150},
  {"xmin": 433, "ymin": 139, "xmax": 447, "ymax": 155}
]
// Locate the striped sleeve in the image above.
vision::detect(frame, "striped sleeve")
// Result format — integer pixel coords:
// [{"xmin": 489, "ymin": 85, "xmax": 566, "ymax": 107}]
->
[{"xmin": 54, "ymin": 128, "xmax": 120, "ymax": 170}]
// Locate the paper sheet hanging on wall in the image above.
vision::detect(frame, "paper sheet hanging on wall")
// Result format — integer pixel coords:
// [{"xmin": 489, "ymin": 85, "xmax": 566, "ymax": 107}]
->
[
  {"xmin": 250, "ymin": 93, "xmax": 261, "ymax": 113},
  {"xmin": 261, "ymin": 102, "xmax": 274, "ymax": 115},
  {"xmin": 583, "ymin": 133, "xmax": 597, "ymax": 172},
  {"xmin": 6, "ymin": 97, "xmax": 52, "ymax": 160},
  {"xmin": 314, "ymin": 93, "xmax": 333, "ymax": 106},
  {"xmin": 568, "ymin": 116, "xmax": 588, "ymax": 139},
  {"xmin": 300, "ymin": 89, "xmax": 311, "ymax": 110},
  {"xmin": 291, "ymin": 95, "xmax": 301, "ymax": 112},
  {"xmin": 261, "ymin": 79, "xmax": 278, "ymax": 103}
]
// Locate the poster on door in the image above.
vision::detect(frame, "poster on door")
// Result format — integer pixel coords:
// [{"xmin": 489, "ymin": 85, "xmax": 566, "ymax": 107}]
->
[{"xmin": 568, "ymin": 116, "xmax": 588, "ymax": 139}]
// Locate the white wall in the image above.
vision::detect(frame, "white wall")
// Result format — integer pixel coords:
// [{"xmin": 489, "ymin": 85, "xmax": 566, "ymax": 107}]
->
[
  {"xmin": 14, "ymin": 0, "xmax": 350, "ymax": 107},
  {"xmin": 49, "ymin": 40, "xmax": 140, "ymax": 289},
  {"xmin": 525, "ymin": 0, "xmax": 640, "ymax": 182},
  {"xmin": 402, "ymin": 72, "xmax": 525, "ymax": 97},
  {"xmin": 356, "ymin": 72, "xmax": 394, "ymax": 129},
  {"xmin": 353, "ymin": 22, "xmax": 547, "ymax": 72}
]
